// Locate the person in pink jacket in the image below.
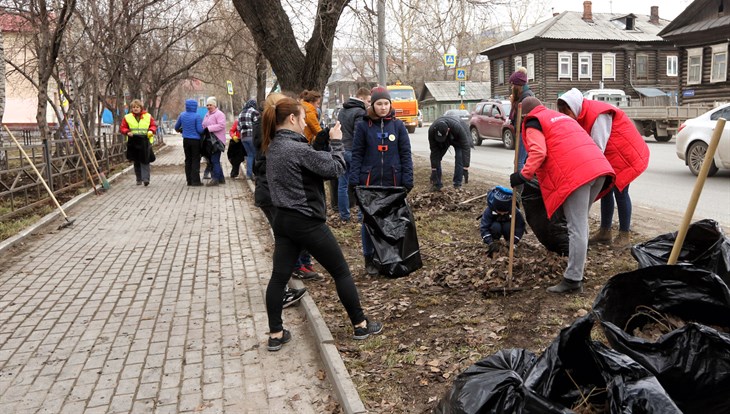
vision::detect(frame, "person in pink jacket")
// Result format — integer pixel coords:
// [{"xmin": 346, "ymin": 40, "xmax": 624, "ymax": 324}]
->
[
  {"xmin": 510, "ymin": 97, "xmax": 615, "ymax": 294},
  {"xmin": 202, "ymin": 97, "xmax": 227, "ymax": 186}
]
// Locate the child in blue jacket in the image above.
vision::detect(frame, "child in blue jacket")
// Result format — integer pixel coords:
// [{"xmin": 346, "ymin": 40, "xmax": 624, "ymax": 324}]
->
[{"xmin": 480, "ymin": 186, "xmax": 526, "ymax": 257}]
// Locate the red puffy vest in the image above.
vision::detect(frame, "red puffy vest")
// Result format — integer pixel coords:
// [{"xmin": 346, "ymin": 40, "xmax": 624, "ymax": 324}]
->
[
  {"xmin": 577, "ymin": 100, "xmax": 649, "ymax": 191},
  {"xmin": 522, "ymin": 106, "xmax": 615, "ymax": 218}
]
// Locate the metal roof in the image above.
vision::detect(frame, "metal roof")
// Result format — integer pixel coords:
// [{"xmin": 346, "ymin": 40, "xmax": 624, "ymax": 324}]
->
[
  {"xmin": 484, "ymin": 11, "xmax": 670, "ymax": 54},
  {"xmin": 420, "ymin": 81, "xmax": 491, "ymax": 102},
  {"xmin": 634, "ymin": 87, "xmax": 668, "ymax": 97}
]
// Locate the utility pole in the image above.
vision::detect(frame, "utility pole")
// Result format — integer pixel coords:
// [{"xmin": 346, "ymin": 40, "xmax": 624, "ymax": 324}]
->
[{"xmin": 377, "ymin": 0, "xmax": 386, "ymax": 86}]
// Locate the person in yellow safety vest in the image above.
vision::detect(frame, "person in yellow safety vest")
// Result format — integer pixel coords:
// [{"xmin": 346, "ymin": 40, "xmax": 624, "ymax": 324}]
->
[{"xmin": 120, "ymin": 99, "xmax": 158, "ymax": 186}]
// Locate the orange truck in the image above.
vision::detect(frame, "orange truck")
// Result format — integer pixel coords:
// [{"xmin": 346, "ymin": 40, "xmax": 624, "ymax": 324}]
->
[{"xmin": 387, "ymin": 81, "xmax": 419, "ymax": 133}]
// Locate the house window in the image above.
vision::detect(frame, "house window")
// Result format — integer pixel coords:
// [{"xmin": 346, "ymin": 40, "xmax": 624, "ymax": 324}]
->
[
  {"xmin": 711, "ymin": 43, "xmax": 728, "ymax": 83},
  {"xmin": 497, "ymin": 60, "xmax": 505, "ymax": 85},
  {"xmin": 578, "ymin": 53, "xmax": 592, "ymax": 79},
  {"xmin": 514, "ymin": 56, "xmax": 522, "ymax": 70},
  {"xmin": 636, "ymin": 54, "xmax": 648, "ymax": 79},
  {"xmin": 667, "ymin": 56, "xmax": 678, "ymax": 76},
  {"xmin": 526, "ymin": 54, "xmax": 535, "ymax": 80},
  {"xmin": 602, "ymin": 53, "xmax": 616, "ymax": 80},
  {"xmin": 687, "ymin": 47, "xmax": 703, "ymax": 85},
  {"xmin": 558, "ymin": 52, "xmax": 572, "ymax": 79}
]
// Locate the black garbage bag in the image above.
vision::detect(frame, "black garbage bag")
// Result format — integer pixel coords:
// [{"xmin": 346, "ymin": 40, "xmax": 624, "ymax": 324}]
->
[
  {"xmin": 434, "ymin": 349, "xmax": 571, "ymax": 414},
  {"xmin": 521, "ymin": 179, "xmax": 569, "ymax": 256},
  {"xmin": 631, "ymin": 218, "xmax": 730, "ymax": 285},
  {"xmin": 355, "ymin": 186, "xmax": 422, "ymax": 278},
  {"xmin": 525, "ymin": 314, "xmax": 680, "ymax": 414},
  {"xmin": 593, "ymin": 265, "xmax": 730, "ymax": 413}
]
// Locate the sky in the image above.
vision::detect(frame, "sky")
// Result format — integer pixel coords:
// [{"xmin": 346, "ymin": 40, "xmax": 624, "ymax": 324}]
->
[{"xmin": 544, "ymin": 0, "xmax": 694, "ymax": 21}]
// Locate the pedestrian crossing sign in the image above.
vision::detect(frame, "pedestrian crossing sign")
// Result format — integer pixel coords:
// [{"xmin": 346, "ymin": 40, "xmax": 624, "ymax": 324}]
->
[
  {"xmin": 456, "ymin": 69, "xmax": 467, "ymax": 81},
  {"xmin": 444, "ymin": 54, "xmax": 456, "ymax": 68}
]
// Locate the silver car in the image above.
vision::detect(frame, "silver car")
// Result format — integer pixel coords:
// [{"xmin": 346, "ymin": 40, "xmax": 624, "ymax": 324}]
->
[{"xmin": 676, "ymin": 103, "xmax": 730, "ymax": 176}]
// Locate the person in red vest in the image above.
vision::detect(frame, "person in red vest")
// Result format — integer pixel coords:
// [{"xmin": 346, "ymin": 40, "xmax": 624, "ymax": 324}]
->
[
  {"xmin": 120, "ymin": 99, "xmax": 157, "ymax": 186},
  {"xmin": 509, "ymin": 97, "xmax": 615, "ymax": 293},
  {"xmin": 557, "ymin": 88, "xmax": 650, "ymax": 248}
]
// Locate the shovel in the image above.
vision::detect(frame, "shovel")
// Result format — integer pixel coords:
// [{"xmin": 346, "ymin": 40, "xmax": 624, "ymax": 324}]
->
[
  {"xmin": 668, "ymin": 118, "xmax": 726, "ymax": 265},
  {"xmin": 3, "ymin": 125, "xmax": 75, "ymax": 229}
]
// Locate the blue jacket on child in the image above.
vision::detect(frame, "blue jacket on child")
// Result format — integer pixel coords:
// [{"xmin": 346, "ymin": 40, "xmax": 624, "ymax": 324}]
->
[{"xmin": 480, "ymin": 186, "xmax": 526, "ymax": 245}]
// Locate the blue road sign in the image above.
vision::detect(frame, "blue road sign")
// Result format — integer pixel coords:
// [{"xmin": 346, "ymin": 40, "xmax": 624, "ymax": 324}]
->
[
  {"xmin": 444, "ymin": 54, "xmax": 456, "ymax": 67},
  {"xmin": 456, "ymin": 68, "xmax": 466, "ymax": 81}
]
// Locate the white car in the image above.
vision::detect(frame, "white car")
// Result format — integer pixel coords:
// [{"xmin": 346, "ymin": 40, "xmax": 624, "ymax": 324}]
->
[{"xmin": 676, "ymin": 103, "xmax": 730, "ymax": 176}]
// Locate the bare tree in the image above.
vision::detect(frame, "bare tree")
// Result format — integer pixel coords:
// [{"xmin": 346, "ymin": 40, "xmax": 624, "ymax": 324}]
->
[{"xmin": 232, "ymin": 0, "xmax": 350, "ymax": 93}]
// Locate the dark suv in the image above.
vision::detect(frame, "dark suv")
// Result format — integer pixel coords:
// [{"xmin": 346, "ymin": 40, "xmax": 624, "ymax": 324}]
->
[{"xmin": 469, "ymin": 100, "xmax": 515, "ymax": 149}]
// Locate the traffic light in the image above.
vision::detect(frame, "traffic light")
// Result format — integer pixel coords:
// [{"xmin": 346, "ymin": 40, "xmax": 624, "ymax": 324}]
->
[{"xmin": 459, "ymin": 82, "xmax": 465, "ymax": 96}]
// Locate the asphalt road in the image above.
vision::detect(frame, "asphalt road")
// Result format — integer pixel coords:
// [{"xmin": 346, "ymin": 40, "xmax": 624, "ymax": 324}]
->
[{"xmin": 408, "ymin": 125, "xmax": 730, "ymax": 227}]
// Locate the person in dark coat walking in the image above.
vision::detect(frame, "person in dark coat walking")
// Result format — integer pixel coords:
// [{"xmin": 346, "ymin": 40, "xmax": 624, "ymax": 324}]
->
[
  {"xmin": 350, "ymin": 86, "xmax": 414, "ymax": 275},
  {"xmin": 336, "ymin": 87, "xmax": 371, "ymax": 222},
  {"xmin": 428, "ymin": 115, "xmax": 471, "ymax": 191}
]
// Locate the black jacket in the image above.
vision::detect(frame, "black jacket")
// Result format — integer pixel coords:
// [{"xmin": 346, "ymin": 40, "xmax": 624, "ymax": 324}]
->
[
  {"xmin": 252, "ymin": 120, "xmax": 271, "ymax": 207},
  {"xmin": 427, "ymin": 116, "xmax": 471, "ymax": 169},
  {"xmin": 337, "ymin": 97, "xmax": 367, "ymax": 151}
]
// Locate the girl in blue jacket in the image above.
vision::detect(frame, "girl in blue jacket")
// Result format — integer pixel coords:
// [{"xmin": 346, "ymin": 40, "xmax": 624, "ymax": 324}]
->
[{"xmin": 349, "ymin": 87, "xmax": 414, "ymax": 275}]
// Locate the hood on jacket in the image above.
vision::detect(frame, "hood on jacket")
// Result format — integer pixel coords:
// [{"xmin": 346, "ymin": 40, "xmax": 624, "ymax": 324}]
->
[
  {"xmin": 366, "ymin": 106, "xmax": 396, "ymax": 121},
  {"xmin": 243, "ymin": 99, "xmax": 257, "ymax": 111},
  {"xmin": 185, "ymin": 99, "xmax": 198, "ymax": 113},
  {"xmin": 343, "ymin": 97, "xmax": 366, "ymax": 110},
  {"xmin": 558, "ymin": 88, "xmax": 583, "ymax": 117}
]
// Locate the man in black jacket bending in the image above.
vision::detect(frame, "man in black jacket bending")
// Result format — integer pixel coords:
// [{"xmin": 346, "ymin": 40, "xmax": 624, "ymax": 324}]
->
[{"xmin": 428, "ymin": 115, "xmax": 471, "ymax": 191}]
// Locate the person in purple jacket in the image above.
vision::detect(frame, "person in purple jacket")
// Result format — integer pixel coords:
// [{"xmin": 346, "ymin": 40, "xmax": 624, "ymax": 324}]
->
[{"xmin": 202, "ymin": 97, "xmax": 227, "ymax": 186}]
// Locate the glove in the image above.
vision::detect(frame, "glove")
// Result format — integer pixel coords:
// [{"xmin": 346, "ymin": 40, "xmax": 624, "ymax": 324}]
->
[
  {"xmin": 482, "ymin": 235, "xmax": 493, "ymax": 245},
  {"xmin": 147, "ymin": 131, "xmax": 154, "ymax": 144},
  {"xmin": 463, "ymin": 169, "xmax": 469, "ymax": 184},
  {"xmin": 312, "ymin": 128, "xmax": 331, "ymax": 151},
  {"xmin": 486, "ymin": 242, "xmax": 499, "ymax": 258},
  {"xmin": 510, "ymin": 172, "xmax": 527, "ymax": 187}
]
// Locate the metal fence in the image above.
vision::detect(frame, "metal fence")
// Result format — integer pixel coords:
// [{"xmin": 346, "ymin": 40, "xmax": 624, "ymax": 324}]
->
[{"xmin": 0, "ymin": 129, "xmax": 163, "ymax": 221}]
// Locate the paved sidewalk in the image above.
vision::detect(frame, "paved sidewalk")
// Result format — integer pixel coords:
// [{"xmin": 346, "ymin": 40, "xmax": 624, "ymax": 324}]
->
[{"xmin": 0, "ymin": 136, "xmax": 342, "ymax": 413}]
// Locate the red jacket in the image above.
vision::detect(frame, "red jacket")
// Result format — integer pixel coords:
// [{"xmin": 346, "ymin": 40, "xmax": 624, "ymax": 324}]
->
[
  {"xmin": 577, "ymin": 100, "xmax": 649, "ymax": 191},
  {"xmin": 521, "ymin": 106, "xmax": 615, "ymax": 218}
]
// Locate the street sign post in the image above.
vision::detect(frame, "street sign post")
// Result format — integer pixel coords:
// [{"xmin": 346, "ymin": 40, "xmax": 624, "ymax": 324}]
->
[
  {"xmin": 455, "ymin": 68, "xmax": 467, "ymax": 81},
  {"xmin": 459, "ymin": 81, "xmax": 466, "ymax": 96},
  {"xmin": 443, "ymin": 54, "xmax": 456, "ymax": 68},
  {"xmin": 226, "ymin": 80, "xmax": 234, "ymax": 95}
]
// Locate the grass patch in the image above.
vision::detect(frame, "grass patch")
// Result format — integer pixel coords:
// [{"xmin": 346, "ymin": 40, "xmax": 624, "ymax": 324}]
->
[{"xmin": 0, "ymin": 205, "xmax": 53, "ymax": 240}]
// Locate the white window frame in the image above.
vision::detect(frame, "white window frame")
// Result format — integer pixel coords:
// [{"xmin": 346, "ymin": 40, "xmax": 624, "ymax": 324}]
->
[
  {"xmin": 526, "ymin": 53, "xmax": 535, "ymax": 80},
  {"xmin": 602, "ymin": 53, "xmax": 616, "ymax": 80},
  {"xmin": 558, "ymin": 52, "xmax": 572, "ymax": 79},
  {"xmin": 578, "ymin": 52, "xmax": 592, "ymax": 80},
  {"xmin": 636, "ymin": 53, "xmax": 649, "ymax": 79},
  {"xmin": 497, "ymin": 60, "xmax": 505, "ymax": 85},
  {"xmin": 514, "ymin": 56, "xmax": 522, "ymax": 70},
  {"xmin": 687, "ymin": 47, "xmax": 703, "ymax": 85},
  {"xmin": 711, "ymin": 43, "xmax": 728, "ymax": 83},
  {"xmin": 666, "ymin": 55, "xmax": 678, "ymax": 77}
]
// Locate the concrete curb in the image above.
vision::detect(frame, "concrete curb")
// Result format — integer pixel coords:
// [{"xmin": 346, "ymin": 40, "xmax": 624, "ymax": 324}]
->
[
  {"xmin": 0, "ymin": 145, "xmax": 170, "ymax": 256},
  {"xmin": 244, "ymin": 179, "xmax": 367, "ymax": 414}
]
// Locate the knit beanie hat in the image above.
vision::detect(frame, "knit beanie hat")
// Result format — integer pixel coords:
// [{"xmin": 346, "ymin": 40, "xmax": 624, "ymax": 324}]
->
[
  {"xmin": 489, "ymin": 185, "xmax": 513, "ymax": 212},
  {"xmin": 206, "ymin": 97, "xmax": 217, "ymax": 107},
  {"xmin": 557, "ymin": 88, "xmax": 583, "ymax": 117},
  {"xmin": 509, "ymin": 71, "xmax": 528, "ymax": 86},
  {"xmin": 370, "ymin": 87, "xmax": 391, "ymax": 106},
  {"xmin": 521, "ymin": 97, "xmax": 542, "ymax": 116}
]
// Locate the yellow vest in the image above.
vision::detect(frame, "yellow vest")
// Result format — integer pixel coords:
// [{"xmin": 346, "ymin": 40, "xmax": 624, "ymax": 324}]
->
[{"xmin": 124, "ymin": 112, "xmax": 151, "ymax": 135}]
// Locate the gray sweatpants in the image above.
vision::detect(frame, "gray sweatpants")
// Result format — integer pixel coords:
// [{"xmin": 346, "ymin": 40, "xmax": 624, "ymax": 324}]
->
[
  {"xmin": 562, "ymin": 177, "xmax": 606, "ymax": 282},
  {"xmin": 134, "ymin": 162, "xmax": 151, "ymax": 183}
]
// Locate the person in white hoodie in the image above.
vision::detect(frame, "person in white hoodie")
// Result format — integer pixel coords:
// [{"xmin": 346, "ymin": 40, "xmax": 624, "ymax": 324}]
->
[{"xmin": 557, "ymin": 88, "xmax": 650, "ymax": 248}]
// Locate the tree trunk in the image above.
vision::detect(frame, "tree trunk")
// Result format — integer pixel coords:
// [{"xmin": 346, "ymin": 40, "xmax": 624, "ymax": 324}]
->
[
  {"xmin": 232, "ymin": 0, "xmax": 349, "ymax": 93},
  {"xmin": 255, "ymin": 49, "xmax": 267, "ymax": 106}
]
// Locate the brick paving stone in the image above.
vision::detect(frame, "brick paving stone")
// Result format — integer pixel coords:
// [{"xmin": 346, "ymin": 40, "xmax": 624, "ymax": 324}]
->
[{"xmin": 0, "ymin": 136, "xmax": 337, "ymax": 413}]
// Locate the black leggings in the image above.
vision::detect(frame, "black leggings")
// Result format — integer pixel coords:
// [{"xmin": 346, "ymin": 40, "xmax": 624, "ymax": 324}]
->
[{"xmin": 266, "ymin": 208, "xmax": 365, "ymax": 333}]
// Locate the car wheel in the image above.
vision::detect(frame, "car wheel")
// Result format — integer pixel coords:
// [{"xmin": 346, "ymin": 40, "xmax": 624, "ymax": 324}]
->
[
  {"xmin": 687, "ymin": 141, "xmax": 720, "ymax": 177},
  {"xmin": 502, "ymin": 129, "xmax": 515, "ymax": 150},
  {"xmin": 407, "ymin": 126, "xmax": 416, "ymax": 134},
  {"xmin": 655, "ymin": 134, "xmax": 672, "ymax": 142},
  {"xmin": 470, "ymin": 128, "xmax": 482, "ymax": 146}
]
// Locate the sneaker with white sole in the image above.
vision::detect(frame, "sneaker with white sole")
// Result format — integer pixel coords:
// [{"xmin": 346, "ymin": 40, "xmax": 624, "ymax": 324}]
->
[
  {"xmin": 282, "ymin": 287, "xmax": 306, "ymax": 308},
  {"xmin": 353, "ymin": 319, "xmax": 383, "ymax": 340},
  {"xmin": 292, "ymin": 265, "xmax": 322, "ymax": 281}
]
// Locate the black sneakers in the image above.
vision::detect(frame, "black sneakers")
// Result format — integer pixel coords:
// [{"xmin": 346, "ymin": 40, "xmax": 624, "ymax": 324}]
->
[
  {"xmin": 268, "ymin": 329, "xmax": 291, "ymax": 352},
  {"xmin": 282, "ymin": 287, "xmax": 307, "ymax": 308},
  {"xmin": 547, "ymin": 278, "xmax": 583, "ymax": 294},
  {"xmin": 353, "ymin": 319, "xmax": 384, "ymax": 340}
]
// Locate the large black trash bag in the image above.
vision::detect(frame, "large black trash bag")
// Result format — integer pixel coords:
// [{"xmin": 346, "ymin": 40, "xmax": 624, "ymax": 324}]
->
[
  {"xmin": 354, "ymin": 186, "xmax": 422, "ymax": 278},
  {"xmin": 434, "ymin": 349, "xmax": 571, "ymax": 414},
  {"xmin": 524, "ymin": 314, "xmax": 680, "ymax": 414},
  {"xmin": 631, "ymin": 218, "xmax": 730, "ymax": 285},
  {"xmin": 520, "ymin": 179, "xmax": 569, "ymax": 256},
  {"xmin": 593, "ymin": 265, "xmax": 730, "ymax": 413}
]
